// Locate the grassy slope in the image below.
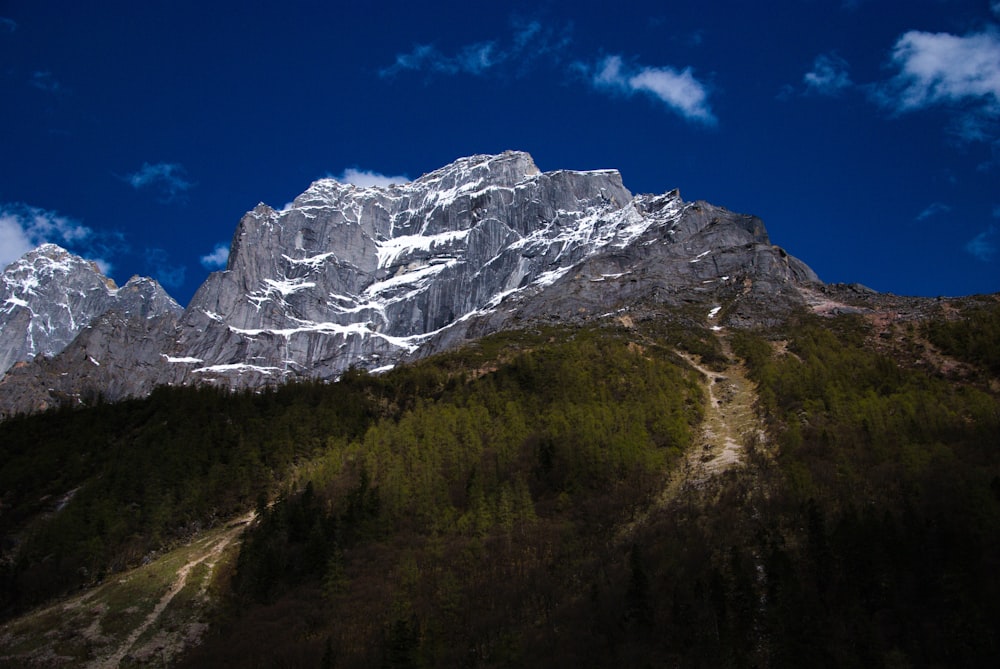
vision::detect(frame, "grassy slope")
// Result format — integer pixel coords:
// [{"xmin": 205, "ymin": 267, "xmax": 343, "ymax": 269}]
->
[{"xmin": 0, "ymin": 516, "xmax": 247, "ymax": 667}]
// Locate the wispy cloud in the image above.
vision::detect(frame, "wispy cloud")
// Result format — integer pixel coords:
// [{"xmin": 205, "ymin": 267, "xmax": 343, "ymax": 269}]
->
[
  {"xmin": 586, "ymin": 54, "xmax": 716, "ymax": 125},
  {"xmin": 0, "ymin": 17, "xmax": 17, "ymax": 33},
  {"xmin": 380, "ymin": 17, "xmax": 571, "ymax": 79},
  {"xmin": 144, "ymin": 248, "xmax": 186, "ymax": 288},
  {"xmin": 804, "ymin": 53, "xmax": 853, "ymax": 96},
  {"xmin": 199, "ymin": 243, "xmax": 230, "ymax": 270},
  {"xmin": 336, "ymin": 168, "xmax": 410, "ymax": 188},
  {"xmin": 30, "ymin": 70, "xmax": 64, "ymax": 95},
  {"xmin": 382, "ymin": 16, "xmax": 713, "ymax": 125},
  {"xmin": 916, "ymin": 201, "xmax": 951, "ymax": 221},
  {"xmin": 123, "ymin": 162, "xmax": 195, "ymax": 203},
  {"xmin": 965, "ymin": 225, "xmax": 998, "ymax": 261},
  {"xmin": 0, "ymin": 204, "xmax": 121, "ymax": 275},
  {"xmin": 872, "ymin": 28, "xmax": 1000, "ymax": 143},
  {"xmin": 0, "ymin": 203, "xmax": 101, "ymax": 269},
  {"xmin": 382, "ymin": 44, "xmax": 455, "ymax": 77}
]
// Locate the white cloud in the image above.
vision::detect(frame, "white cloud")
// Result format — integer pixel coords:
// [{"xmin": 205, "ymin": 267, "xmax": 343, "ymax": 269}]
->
[
  {"xmin": 337, "ymin": 168, "xmax": 410, "ymax": 188},
  {"xmin": 965, "ymin": 225, "xmax": 998, "ymax": 261},
  {"xmin": 883, "ymin": 30, "xmax": 1000, "ymax": 110},
  {"xmin": 993, "ymin": 2, "xmax": 1000, "ymax": 18},
  {"xmin": 874, "ymin": 28, "xmax": 1000, "ymax": 142},
  {"xmin": 0, "ymin": 216, "xmax": 33, "ymax": 268},
  {"xmin": 916, "ymin": 202, "xmax": 951, "ymax": 221},
  {"xmin": 593, "ymin": 54, "xmax": 626, "ymax": 88},
  {"xmin": 123, "ymin": 162, "xmax": 195, "ymax": 203},
  {"xmin": 200, "ymin": 243, "xmax": 230, "ymax": 270},
  {"xmin": 804, "ymin": 53, "xmax": 853, "ymax": 96},
  {"xmin": 0, "ymin": 203, "xmax": 97, "ymax": 269},
  {"xmin": 630, "ymin": 68, "xmax": 715, "ymax": 123},
  {"xmin": 589, "ymin": 55, "xmax": 716, "ymax": 125},
  {"xmin": 380, "ymin": 17, "xmax": 711, "ymax": 123}
]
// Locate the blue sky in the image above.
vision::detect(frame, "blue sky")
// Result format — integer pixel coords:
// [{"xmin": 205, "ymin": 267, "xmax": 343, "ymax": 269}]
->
[{"xmin": 1, "ymin": 0, "xmax": 998, "ymax": 304}]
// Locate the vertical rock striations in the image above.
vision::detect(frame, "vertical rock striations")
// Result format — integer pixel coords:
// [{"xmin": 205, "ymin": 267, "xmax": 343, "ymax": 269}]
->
[
  {"xmin": 0, "ymin": 151, "xmax": 821, "ymax": 417},
  {"xmin": 0, "ymin": 244, "xmax": 181, "ymax": 377}
]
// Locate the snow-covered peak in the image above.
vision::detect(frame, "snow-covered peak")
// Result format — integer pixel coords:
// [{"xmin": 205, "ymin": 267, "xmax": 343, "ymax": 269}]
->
[
  {"xmin": 287, "ymin": 151, "xmax": 547, "ymax": 213},
  {"xmin": 411, "ymin": 151, "xmax": 540, "ymax": 188},
  {"xmin": 4, "ymin": 244, "xmax": 113, "ymax": 290},
  {"xmin": 0, "ymin": 244, "xmax": 178, "ymax": 377},
  {"xmin": 290, "ymin": 179, "xmax": 359, "ymax": 209},
  {"xmin": 32, "ymin": 242, "xmax": 71, "ymax": 257},
  {"xmin": 8, "ymin": 242, "xmax": 72, "ymax": 272},
  {"xmin": 177, "ymin": 151, "xmax": 665, "ymax": 384}
]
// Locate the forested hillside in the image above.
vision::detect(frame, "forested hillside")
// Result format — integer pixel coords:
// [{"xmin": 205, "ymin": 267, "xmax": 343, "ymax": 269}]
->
[{"xmin": 2, "ymin": 298, "xmax": 999, "ymax": 667}]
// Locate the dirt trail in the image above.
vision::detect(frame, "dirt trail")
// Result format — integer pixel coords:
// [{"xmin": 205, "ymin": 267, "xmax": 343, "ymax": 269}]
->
[
  {"xmin": 660, "ymin": 329, "xmax": 766, "ymax": 508},
  {"xmin": 0, "ymin": 511, "xmax": 254, "ymax": 668},
  {"xmin": 87, "ymin": 511, "xmax": 254, "ymax": 669},
  {"xmin": 618, "ymin": 328, "xmax": 765, "ymax": 540},
  {"xmin": 88, "ymin": 513, "xmax": 249, "ymax": 669}
]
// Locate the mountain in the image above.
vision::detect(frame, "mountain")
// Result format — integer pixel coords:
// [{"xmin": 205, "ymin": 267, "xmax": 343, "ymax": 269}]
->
[
  {"xmin": 1, "ymin": 244, "xmax": 117, "ymax": 376},
  {"xmin": 0, "ymin": 151, "xmax": 819, "ymax": 417},
  {"xmin": 0, "ymin": 244, "xmax": 181, "ymax": 379},
  {"xmin": 1, "ymin": 153, "xmax": 998, "ymax": 667}
]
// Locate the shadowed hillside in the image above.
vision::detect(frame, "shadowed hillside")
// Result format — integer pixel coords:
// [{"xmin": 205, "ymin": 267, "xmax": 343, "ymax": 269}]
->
[{"xmin": 2, "ymin": 297, "xmax": 999, "ymax": 667}]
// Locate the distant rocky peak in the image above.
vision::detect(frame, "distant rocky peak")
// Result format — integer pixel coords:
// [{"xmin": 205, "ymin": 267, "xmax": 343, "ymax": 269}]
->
[
  {"xmin": 115, "ymin": 275, "xmax": 183, "ymax": 319},
  {"xmin": 289, "ymin": 151, "xmax": 543, "ymax": 209},
  {"xmin": 5, "ymin": 243, "xmax": 115, "ymax": 289},
  {"xmin": 409, "ymin": 150, "xmax": 541, "ymax": 190},
  {"xmin": 24, "ymin": 242, "xmax": 73, "ymax": 260},
  {"xmin": 0, "ymin": 244, "xmax": 178, "ymax": 377},
  {"xmin": 3, "ymin": 244, "xmax": 114, "ymax": 304}
]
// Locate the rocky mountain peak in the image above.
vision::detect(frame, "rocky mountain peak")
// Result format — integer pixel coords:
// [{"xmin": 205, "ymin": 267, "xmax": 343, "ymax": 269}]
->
[
  {"xmin": 161, "ymin": 152, "xmax": 650, "ymax": 385},
  {"xmin": 1, "ymin": 152, "xmax": 823, "ymax": 417},
  {"xmin": 7, "ymin": 243, "xmax": 113, "ymax": 286},
  {"xmin": 405, "ymin": 150, "xmax": 542, "ymax": 192},
  {"xmin": 0, "ymin": 245, "xmax": 181, "ymax": 381},
  {"xmin": 1, "ymin": 244, "xmax": 118, "ymax": 376},
  {"xmin": 115, "ymin": 275, "xmax": 183, "ymax": 320}
]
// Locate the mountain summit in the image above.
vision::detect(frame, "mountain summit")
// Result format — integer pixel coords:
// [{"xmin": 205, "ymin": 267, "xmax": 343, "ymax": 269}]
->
[
  {"xmin": 0, "ymin": 244, "xmax": 180, "ymax": 377},
  {"xmin": 0, "ymin": 151, "xmax": 820, "ymax": 416}
]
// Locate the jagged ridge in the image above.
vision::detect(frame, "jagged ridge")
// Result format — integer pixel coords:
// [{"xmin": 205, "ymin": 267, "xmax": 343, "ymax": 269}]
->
[
  {"xmin": 0, "ymin": 151, "xmax": 820, "ymax": 417},
  {"xmin": 0, "ymin": 244, "xmax": 181, "ymax": 377}
]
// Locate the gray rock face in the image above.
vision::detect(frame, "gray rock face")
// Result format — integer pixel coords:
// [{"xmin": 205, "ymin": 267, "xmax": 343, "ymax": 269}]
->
[
  {"xmin": 0, "ymin": 248, "xmax": 182, "ymax": 415},
  {"xmin": 0, "ymin": 245, "xmax": 129, "ymax": 375},
  {"xmin": 0, "ymin": 302, "xmax": 182, "ymax": 416},
  {"xmin": 0, "ymin": 246, "xmax": 185, "ymax": 379},
  {"xmin": 0, "ymin": 151, "xmax": 822, "ymax": 416},
  {"xmin": 160, "ymin": 151, "xmax": 644, "ymax": 385}
]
